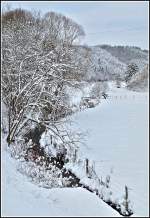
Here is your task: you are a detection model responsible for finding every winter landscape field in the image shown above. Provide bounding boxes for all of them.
[69,82,149,216]
[1,1,149,217]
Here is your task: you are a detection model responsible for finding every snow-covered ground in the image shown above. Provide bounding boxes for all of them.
[70,82,149,216]
[1,145,120,217]
[1,82,148,217]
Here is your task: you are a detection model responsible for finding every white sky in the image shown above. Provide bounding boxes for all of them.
[2,1,149,49]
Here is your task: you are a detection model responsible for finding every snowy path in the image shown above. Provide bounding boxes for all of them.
[71,83,148,216]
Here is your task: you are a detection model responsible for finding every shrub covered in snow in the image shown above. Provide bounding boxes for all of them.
[90,82,108,98]
[79,97,100,110]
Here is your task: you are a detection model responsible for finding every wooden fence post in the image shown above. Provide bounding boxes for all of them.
[105,175,110,188]
[50,135,53,145]
[74,149,77,163]
[125,185,129,213]
[86,158,89,175]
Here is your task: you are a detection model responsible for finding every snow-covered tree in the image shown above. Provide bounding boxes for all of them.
[125,63,139,83]
[2,8,85,147]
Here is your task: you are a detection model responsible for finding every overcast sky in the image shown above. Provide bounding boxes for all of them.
[2,1,149,49]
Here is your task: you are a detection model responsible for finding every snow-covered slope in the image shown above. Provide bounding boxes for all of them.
[100,45,148,71]
[90,46,126,77]
[70,82,149,216]
[72,45,148,82]
[1,139,120,217]
[72,45,126,81]
[127,64,149,92]
[128,58,148,71]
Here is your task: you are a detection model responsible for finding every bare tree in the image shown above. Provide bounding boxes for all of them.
[2,8,85,147]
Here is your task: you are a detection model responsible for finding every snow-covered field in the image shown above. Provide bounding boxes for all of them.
[1,82,148,217]
[70,82,149,216]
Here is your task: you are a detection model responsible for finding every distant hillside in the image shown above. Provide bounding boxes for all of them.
[90,46,126,80]
[72,44,148,82]
[73,45,126,81]
[127,64,149,92]
[99,45,148,70]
